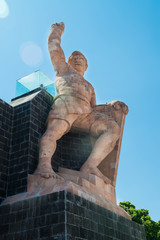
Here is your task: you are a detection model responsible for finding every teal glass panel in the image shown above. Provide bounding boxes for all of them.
[16,70,55,97]
[16,81,30,96]
[45,83,55,96]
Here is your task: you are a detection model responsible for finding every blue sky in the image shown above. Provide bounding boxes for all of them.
[0,0,159,221]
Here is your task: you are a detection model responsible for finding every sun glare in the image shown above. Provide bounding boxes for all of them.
[20,42,43,67]
[0,0,9,18]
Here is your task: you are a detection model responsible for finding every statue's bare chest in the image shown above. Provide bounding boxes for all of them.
[55,74,93,96]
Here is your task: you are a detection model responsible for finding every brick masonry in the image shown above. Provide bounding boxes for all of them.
[0,191,146,240]
[52,132,92,173]
[0,100,13,203]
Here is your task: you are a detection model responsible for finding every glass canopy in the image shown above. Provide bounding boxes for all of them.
[16,70,55,97]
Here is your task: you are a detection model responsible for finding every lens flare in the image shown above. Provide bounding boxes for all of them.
[20,42,43,67]
[0,0,9,18]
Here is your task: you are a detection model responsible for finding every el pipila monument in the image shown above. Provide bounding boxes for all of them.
[0,22,146,239]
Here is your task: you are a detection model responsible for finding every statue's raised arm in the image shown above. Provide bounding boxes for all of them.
[48,22,66,72]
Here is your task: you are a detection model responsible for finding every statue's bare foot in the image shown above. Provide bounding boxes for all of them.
[80,165,111,184]
[34,164,63,180]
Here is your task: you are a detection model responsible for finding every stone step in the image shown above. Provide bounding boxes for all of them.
[58,167,110,186]
[58,168,116,204]
[58,172,105,198]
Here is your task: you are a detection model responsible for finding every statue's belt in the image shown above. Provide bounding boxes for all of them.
[49,93,91,133]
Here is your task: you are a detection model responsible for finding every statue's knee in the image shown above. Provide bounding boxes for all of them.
[90,120,120,138]
[90,122,108,137]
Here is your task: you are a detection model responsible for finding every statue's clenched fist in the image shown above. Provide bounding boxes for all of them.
[51,22,65,34]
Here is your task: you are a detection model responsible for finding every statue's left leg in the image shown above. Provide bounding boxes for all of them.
[80,119,120,183]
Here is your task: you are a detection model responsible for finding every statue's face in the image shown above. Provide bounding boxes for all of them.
[68,52,88,75]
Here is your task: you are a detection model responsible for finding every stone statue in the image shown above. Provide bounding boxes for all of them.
[34,22,128,184]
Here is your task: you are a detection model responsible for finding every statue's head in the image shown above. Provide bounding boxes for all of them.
[67,51,88,76]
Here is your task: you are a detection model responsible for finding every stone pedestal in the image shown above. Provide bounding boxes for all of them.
[0,191,146,240]
[3,169,130,219]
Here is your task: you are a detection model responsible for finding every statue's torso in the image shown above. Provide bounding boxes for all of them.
[55,72,94,104]
[51,71,95,115]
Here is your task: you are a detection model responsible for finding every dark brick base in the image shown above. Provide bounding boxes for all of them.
[0,191,146,240]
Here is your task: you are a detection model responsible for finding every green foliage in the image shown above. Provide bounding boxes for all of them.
[119,201,160,240]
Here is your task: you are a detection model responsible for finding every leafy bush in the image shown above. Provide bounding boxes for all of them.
[119,201,160,240]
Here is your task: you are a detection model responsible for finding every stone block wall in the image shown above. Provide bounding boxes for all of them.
[52,132,92,172]
[7,91,53,197]
[8,101,31,197]
[0,100,13,203]
[0,191,65,240]
[66,192,146,240]
[0,191,146,240]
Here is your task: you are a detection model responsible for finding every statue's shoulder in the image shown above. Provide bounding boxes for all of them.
[84,78,95,92]
[55,62,73,76]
